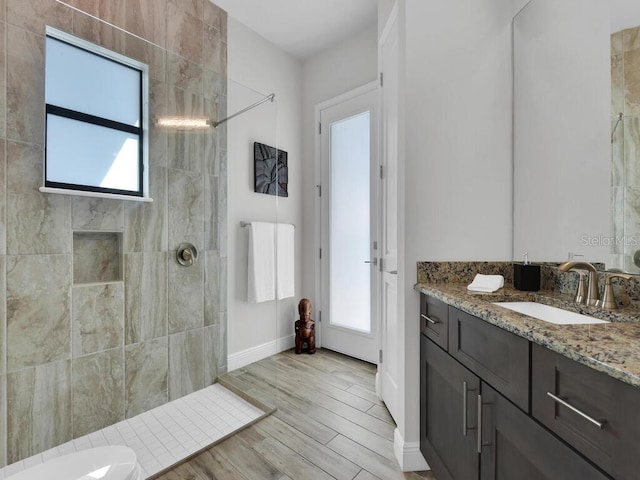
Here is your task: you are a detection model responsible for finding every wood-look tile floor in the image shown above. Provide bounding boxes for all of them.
[155,349,436,480]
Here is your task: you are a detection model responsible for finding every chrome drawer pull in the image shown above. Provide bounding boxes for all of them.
[463,381,468,436]
[546,392,604,429]
[477,394,483,453]
[421,313,438,325]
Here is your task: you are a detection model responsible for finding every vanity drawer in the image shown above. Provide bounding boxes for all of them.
[420,294,449,350]
[532,343,640,480]
[448,306,530,411]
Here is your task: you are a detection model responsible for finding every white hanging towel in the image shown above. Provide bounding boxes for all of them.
[247,222,276,303]
[276,223,295,299]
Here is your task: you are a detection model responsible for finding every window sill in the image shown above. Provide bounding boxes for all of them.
[39,187,153,203]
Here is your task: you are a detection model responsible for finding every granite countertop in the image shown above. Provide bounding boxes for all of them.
[415,282,640,388]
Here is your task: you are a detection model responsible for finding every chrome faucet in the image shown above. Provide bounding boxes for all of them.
[558,261,599,306]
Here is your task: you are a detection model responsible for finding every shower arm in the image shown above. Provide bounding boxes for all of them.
[611,112,623,144]
[212,93,275,128]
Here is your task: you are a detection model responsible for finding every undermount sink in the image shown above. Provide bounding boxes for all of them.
[493,302,609,325]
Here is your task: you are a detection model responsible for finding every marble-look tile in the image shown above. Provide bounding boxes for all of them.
[624,187,640,252]
[6,360,71,464]
[6,0,71,34]
[169,0,203,18]
[612,186,624,255]
[203,98,220,175]
[0,256,6,376]
[69,0,126,29]
[203,324,218,386]
[168,329,203,400]
[125,34,166,86]
[0,21,6,140]
[624,117,640,187]
[218,145,228,258]
[203,1,225,34]
[72,197,124,231]
[0,373,6,468]
[612,53,624,118]
[204,175,219,251]
[612,115,624,186]
[166,1,202,64]
[167,129,204,173]
[0,0,5,21]
[623,25,640,53]
[72,283,124,356]
[71,7,126,54]
[124,167,168,253]
[204,69,227,101]
[125,0,167,48]
[167,53,203,94]
[6,26,44,145]
[204,251,225,327]
[168,251,204,334]
[168,169,204,249]
[6,141,71,255]
[0,139,5,255]
[612,30,623,56]
[124,252,167,344]
[125,337,168,418]
[623,48,640,116]
[72,348,124,438]
[203,23,226,74]
[6,254,71,372]
[73,232,122,284]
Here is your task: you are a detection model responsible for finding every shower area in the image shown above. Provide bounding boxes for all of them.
[0,0,285,474]
[611,24,640,273]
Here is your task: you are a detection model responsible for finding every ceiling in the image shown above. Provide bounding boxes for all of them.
[211,0,378,60]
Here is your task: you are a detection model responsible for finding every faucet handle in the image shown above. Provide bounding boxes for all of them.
[568,268,588,304]
[597,273,633,311]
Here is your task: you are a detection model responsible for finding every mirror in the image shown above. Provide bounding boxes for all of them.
[513,0,640,273]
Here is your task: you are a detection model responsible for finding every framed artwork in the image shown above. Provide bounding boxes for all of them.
[254,142,288,197]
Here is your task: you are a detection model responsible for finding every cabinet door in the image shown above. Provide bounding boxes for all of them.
[532,343,640,480]
[449,306,530,411]
[480,383,609,480]
[420,335,479,480]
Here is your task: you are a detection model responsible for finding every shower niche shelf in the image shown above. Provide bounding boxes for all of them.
[73,231,123,284]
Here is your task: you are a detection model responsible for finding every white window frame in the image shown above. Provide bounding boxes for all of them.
[40,26,152,203]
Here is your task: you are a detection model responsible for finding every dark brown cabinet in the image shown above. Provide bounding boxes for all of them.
[420,294,449,349]
[448,306,529,412]
[420,334,479,480]
[419,295,613,480]
[532,343,640,480]
[480,383,608,480]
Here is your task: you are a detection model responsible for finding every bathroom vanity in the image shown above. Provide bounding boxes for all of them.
[416,276,640,480]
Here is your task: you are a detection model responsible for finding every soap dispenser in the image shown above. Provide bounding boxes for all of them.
[513,252,540,292]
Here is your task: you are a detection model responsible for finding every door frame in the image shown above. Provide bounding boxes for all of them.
[314,81,379,358]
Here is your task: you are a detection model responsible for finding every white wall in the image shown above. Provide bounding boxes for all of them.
[300,24,379,316]
[394,0,514,468]
[225,17,303,368]
[513,0,610,263]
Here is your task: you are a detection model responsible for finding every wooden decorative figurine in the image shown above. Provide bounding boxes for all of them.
[295,298,316,354]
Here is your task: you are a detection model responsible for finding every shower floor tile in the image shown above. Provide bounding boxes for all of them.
[0,383,267,479]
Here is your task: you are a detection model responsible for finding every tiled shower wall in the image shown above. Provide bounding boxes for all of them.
[0,0,228,466]
[612,26,640,273]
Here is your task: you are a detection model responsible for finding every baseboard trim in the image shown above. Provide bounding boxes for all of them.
[228,335,295,371]
[394,428,430,472]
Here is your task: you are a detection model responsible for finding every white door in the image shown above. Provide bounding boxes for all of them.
[318,85,379,364]
[378,7,400,422]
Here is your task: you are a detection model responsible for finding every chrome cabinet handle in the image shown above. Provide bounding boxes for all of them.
[546,392,604,429]
[477,394,483,453]
[420,313,438,325]
[463,381,469,436]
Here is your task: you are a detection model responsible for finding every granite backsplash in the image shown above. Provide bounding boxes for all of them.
[417,261,640,310]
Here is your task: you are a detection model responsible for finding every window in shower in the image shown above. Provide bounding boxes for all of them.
[42,27,151,201]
